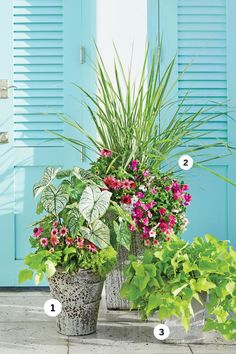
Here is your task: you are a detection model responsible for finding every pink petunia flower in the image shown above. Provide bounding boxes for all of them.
[137,192,144,199]
[141,217,149,226]
[153,239,159,246]
[182,184,189,191]
[150,201,157,208]
[144,239,151,246]
[184,194,192,203]
[129,225,136,232]
[40,238,48,247]
[159,221,169,233]
[147,210,153,218]
[143,170,150,177]
[159,207,166,215]
[143,203,151,211]
[172,182,180,191]
[133,208,143,218]
[151,188,157,195]
[141,233,150,239]
[130,160,139,171]
[142,226,150,234]
[149,229,156,238]
[33,227,43,238]
[101,148,112,157]
[169,215,176,227]
[173,190,182,200]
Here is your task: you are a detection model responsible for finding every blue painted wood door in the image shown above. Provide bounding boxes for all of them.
[148,0,236,247]
[0,0,96,286]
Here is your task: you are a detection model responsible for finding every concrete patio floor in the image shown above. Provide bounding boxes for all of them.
[0,289,235,354]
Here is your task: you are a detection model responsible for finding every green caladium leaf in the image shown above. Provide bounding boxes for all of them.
[41,185,69,215]
[113,220,131,250]
[56,169,72,179]
[80,220,110,249]
[33,167,61,198]
[79,186,112,223]
[73,167,106,188]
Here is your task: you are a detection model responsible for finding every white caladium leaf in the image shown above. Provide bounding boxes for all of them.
[33,167,61,198]
[41,185,69,215]
[80,220,110,249]
[79,186,112,223]
[73,167,106,188]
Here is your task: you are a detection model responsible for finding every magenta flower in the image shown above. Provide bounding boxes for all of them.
[159,207,166,215]
[141,217,149,226]
[169,215,176,227]
[150,201,157,208]
[142,226,150,234]
[101,148,112,157]
[165,186,171,191]
[141,233,150,239]
[151,188,157,195]
[87,243,97,253]
[137,192,144,199]
[53,221,59,228]
[172,182,180,191]
[133,208,143,218]
[182,184,189,191]
[129,225,136,232]
[130,159,139,171]
[40,238,48,247]
[184,194,192,203]
[33,227,43,238]
[142,203,151,211]
[173,191,182,200]
[159,221,169,233]
[143,170,150,177]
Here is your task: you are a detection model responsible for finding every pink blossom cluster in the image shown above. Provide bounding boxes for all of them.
[104,176,136,191]
[33,222,97,253]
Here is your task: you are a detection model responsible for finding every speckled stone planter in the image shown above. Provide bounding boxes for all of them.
[105,234,145,310]
[48,269,104,336]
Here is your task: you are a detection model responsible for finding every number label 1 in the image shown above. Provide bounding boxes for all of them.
[44,299,62,317]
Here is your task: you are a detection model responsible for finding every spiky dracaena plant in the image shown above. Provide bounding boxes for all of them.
[51,46,236,184]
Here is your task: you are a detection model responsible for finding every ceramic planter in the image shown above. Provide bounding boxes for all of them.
[105,234,145,310]
[163,292,207,343]
[48,269,104,336]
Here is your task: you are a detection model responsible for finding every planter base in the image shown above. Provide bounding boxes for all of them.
[48,269,104,336]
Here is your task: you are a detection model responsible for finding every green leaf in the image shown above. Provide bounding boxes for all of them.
[80,220,110,249]
[172,283,188,297]
[226,281,235,296]
[113,220,131,250]
[110,201,134,225]
[79,186,112,223]
[35,272,44,285]
[45,260,56,278]
[192,278,216,292]
[41,185,69,215]
[146,293,162,315]
[33,167,61,198]
[18,269,33,284]
[73,167,106,188]
[56,169,72,179]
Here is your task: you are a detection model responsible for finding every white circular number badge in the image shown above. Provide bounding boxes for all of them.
[44,298,62,317]
[153,324,170,341]
[178,155,193,171]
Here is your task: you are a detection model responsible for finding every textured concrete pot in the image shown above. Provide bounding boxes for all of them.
[105,234,145,310]
[48,269,104,336]
[163,292,207,344]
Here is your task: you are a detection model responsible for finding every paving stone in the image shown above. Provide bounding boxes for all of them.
[190,344,236,354]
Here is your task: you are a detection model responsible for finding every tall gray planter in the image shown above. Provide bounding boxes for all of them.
[48,269,104,336]
[105,233,145,310]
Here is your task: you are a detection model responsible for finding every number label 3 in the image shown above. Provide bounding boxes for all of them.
[154,324,170,340]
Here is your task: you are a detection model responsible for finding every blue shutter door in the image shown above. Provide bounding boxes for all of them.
[0,0,96,286]
[148,0,236,247]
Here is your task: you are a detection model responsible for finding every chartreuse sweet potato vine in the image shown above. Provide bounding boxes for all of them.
[120,235,236,341]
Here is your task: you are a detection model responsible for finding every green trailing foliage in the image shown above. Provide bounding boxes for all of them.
[120,234,236,341]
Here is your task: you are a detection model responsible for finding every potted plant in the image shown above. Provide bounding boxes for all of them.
[91,153,191,309]
[120,234,236,343]
[18,167,131,335]
[50,46,236,309]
